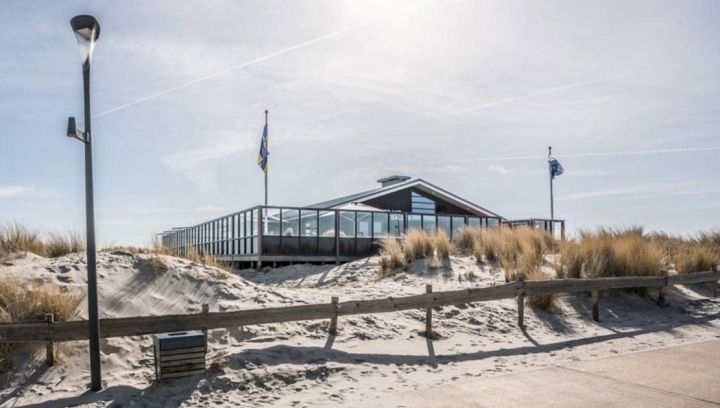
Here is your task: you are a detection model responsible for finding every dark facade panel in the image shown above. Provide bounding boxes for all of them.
[361,187,474,216]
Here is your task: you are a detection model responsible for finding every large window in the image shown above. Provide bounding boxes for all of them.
[407,214,422,230]
[422,215,436,233]
[339,211,355,238]
[452,216,465,236]
[319,211,335,237]
[438,216,451,233]
[301,210,318,237]
[356,212,371,237]
[265,208,281,236]
[389,213,403,237]
[411,191,436,214]
[281,209,300,236]
[373,213,389,238]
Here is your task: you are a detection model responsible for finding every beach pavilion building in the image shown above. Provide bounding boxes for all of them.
[161,176,564,268]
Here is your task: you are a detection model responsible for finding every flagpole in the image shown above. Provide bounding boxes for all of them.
[548,145,554,222]
[264,109,268,207]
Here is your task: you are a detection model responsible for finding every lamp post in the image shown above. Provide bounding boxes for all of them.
[67,14,102,392]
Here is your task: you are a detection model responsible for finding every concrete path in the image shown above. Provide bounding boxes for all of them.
[389,340,720,407]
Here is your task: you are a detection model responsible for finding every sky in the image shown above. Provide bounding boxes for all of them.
[1,0,719,246]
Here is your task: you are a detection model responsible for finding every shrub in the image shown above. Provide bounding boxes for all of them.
[403,229,433,263]
[433,230,453,260]
[378,238,406,277]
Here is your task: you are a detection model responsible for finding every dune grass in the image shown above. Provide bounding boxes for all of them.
[433,230,454,260]
[378,237,406,277]
[0,222,85,260]
[556,227,719,278]
[403,229,434,263]
[524,267,558,310]
[0,277,81,372]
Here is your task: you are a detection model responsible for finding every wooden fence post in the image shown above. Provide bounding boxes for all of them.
[329,296,339,335]
[425,284,433,337]
[591,290,599,322]
[517,278,525,329]
[45,313,54,366]
[201,304,209,337]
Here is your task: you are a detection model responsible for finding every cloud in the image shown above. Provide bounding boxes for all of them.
[487,164,510,174]
[0,185,34,198]
[162,135,254,190]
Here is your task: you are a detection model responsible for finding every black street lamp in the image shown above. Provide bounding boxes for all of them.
[67,14,102,392]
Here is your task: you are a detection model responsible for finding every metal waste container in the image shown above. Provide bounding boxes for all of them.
[152,330,206,381]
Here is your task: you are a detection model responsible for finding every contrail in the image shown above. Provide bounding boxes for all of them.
[92,15,389,119]
[430,75,626,118]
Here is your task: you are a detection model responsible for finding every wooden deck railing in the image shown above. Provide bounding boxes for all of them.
[1,271,718,353]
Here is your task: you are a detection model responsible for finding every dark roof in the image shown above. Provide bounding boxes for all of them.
[306,178,501,218]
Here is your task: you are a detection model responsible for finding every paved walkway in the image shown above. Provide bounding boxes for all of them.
[390,340,720,407]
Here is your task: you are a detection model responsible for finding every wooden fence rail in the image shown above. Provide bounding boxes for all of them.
[1,271,719,346]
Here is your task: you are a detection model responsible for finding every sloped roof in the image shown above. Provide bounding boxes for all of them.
[307,178,501,218]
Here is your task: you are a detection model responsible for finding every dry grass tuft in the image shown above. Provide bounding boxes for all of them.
[378,238,406,277]
[556,227,666,279]
[524,268,557,310]
[403,229,434,263]
[45,232,85,258]
[0,223,85,259]
[135,255,169,273]
[675,244,718,274]
[0,278,80,373]
[0,222,45,259]
[433,230,453,260]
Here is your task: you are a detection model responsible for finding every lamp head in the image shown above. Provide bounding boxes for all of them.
[70,15,100,67]
[67,117,77,137]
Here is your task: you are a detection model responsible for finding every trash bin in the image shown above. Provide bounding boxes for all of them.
[152,330,206,381]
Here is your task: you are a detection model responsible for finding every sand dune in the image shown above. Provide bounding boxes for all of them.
[1,252,719,407]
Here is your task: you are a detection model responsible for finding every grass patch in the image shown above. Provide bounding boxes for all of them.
[0,222,85,259]
[0,278,81,373]
[524,268,557,310]
[433,230,453,260]
[403,229,434,263]
[378,237,406,277]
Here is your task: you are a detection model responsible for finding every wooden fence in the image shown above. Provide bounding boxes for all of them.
[1,271,718,365]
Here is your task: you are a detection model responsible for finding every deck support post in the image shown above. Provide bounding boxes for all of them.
[329,296,339,335]
[45,314,54,366]
[425,284,433,337]
[591,290,599,322]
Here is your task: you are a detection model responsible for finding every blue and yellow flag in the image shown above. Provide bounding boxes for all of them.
[257,121,268,174]
[549,158,564,179]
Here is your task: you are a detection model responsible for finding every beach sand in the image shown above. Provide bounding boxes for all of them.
[1,252,718,407]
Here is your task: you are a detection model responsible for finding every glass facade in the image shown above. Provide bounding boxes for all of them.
[161,205,526,261]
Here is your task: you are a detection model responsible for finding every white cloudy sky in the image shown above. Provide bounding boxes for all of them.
[1,0,719,245]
